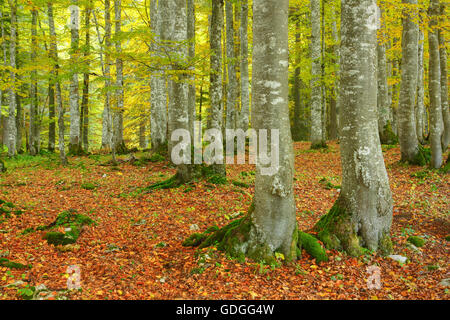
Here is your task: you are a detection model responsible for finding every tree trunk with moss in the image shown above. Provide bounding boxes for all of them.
[415,27,425,144]
[69,1,81,155]
[314,0,393,257]
[7,0,16,157]
[184,0,298,264]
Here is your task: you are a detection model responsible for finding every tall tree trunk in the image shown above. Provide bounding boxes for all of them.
[225,1,237,131]
[160,0,192,183]
[48,2,67,165]
[30,8,39,155]
[113,0,125,156]
[315,0,393,256]
[0,9,5,150]
[377,9,395,144]
[150,0,168,154]
[310,0,325,148]
[292,18,306,141]
[438,3,449,151]
[239,0,249,131]
[208,0,225,176]
[398,0,420,163]
[7,0,16,157]
[329,7,340,140]
[187,0,196,140]
[80,3,91,152]
[69,1,81,154]
[428,0,443,168]
[101,0,112,150]
[415,27,425,144]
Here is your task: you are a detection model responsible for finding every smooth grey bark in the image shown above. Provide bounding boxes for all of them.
[113,0,125,156]
[161,0,191,182]
[208,0,225,175]
[316,0,393,256]
[48,2,67,164]
[398,0,419,163]
[150,0,168,153]
[0,9,6,148]
[310,0,325,148]
[69,1,81,154]
[187,0,196,139]
[415,27,425,144]
[101,0,113,150]
[439,4,449,151]
[329,7,340,140]
[6,0,16,157]
[232,0,297,262]
[80,4,91,152]
[30,9,39,155]
[428,0,443,168]
[225,1,237,131]
[239,0,249,131]
[377,9,393,144]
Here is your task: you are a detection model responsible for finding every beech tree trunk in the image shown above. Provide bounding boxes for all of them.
[80,3,91,152]
[310,0,325,148]
[315,0,393,256]
[69,1,81,154]
[438,3,449,151]
[101,0,112,150]
[48,2,67,164]
[428,0,443,168]
[225,1,237,131]
[30,8,39,155]
[239,0,250,131]
[150,0,168,154]
[398,0,419,163]
[415,27,425,144]
[7,0,16,157]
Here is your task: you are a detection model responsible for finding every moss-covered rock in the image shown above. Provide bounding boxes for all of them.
[297,231,328,263]
[407,236,425,248]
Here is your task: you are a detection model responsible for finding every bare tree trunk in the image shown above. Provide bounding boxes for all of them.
[0,9,5,150]
[7,0,16,157]
[187,0,196,139]
[80,3,91,152]
[208,0,225,175]
[315,0,393,256]
[329,7,340,140]
[30,8,39,155]
[415,27,425,144]
[439,3,449,151]
[225,1,237,131]
[398,0,420,163]
[48,2,67,165]
[239,0,249,131]
[100,0,112,150]
[310,0,325,148]
[113,0,125,155]
[428,0,443,168]
[150,0,168,154]
[69,1,81,154]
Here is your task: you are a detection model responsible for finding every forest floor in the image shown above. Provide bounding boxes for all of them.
[0,141,448,300]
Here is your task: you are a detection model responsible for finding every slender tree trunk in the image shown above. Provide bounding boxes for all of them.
[101,0,112,150]
[377,9,395,144]
[208,0,225,176]
[48,2,67,165]
[239,0,249,131]
[428,0,443,168]
[315,0,393,256]
[80,3,91,152]
[150,0,167,154]
[398,0,420,163]
[415,27,425,144]
[30,8,39,155]
[187,0,196,140]
[329,8,340,140]
[69,1,81,154]
[292,18,306,141]
[225,1,237,131]
[310,0,325,148]
[439,3,449,151]
[7,0,16,157]
[0,10,5,150]
[113,0,125,156]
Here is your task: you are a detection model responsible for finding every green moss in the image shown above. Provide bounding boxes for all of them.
[445,235,450,241]
[380,122,398,145]
[0,258,31,269]
[297,231,328,263]
[148,153,165,163]
[407,236,425,247]
[378,233,393,256]
[207,174,227,185]
[232,180,250,188]
[412,145,431,166]
[81,182,97,190]
[44,226,81,246]
[310,141,328,150]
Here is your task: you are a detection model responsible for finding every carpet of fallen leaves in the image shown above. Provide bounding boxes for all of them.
[0,141,448,300]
